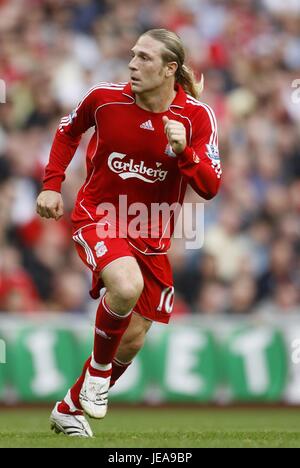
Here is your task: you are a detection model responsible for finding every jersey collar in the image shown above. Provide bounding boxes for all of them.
[122,82,186,109]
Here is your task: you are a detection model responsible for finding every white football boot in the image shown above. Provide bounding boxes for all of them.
[79,369,110,419]
[50,402,93,438]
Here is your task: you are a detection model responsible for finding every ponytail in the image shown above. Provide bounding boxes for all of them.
[177,65,204,100]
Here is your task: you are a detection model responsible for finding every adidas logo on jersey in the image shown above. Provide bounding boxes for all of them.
[140,120,154,131]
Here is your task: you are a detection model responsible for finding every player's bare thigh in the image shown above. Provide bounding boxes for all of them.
[101,256,144,315]
[115,312,152,363]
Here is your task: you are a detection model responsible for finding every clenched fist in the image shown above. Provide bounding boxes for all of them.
[162,116,187,154]
[36,190,64,221]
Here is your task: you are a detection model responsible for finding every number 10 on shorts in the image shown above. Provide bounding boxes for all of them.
[157,286,174,314]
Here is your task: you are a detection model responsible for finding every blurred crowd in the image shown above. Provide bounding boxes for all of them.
[0,0,299,316]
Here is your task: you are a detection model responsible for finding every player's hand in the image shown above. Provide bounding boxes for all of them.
[162,116,187,154]
[36,190,64,221]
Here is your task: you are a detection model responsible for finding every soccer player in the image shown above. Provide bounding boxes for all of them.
[36,29,221,437]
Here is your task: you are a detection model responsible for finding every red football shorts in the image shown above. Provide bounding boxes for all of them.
[72,225,174,324]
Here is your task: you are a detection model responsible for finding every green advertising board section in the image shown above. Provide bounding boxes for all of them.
[155,327,219,402]
[0,321,289,403]
[223,327,287,401]
[11,327,80,402]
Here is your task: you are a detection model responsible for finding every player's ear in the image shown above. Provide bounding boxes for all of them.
[166,62,178,78]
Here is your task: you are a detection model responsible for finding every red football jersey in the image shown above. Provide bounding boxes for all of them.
[43,82,221,254]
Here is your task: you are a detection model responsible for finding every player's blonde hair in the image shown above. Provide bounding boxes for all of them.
[143,28,203,100]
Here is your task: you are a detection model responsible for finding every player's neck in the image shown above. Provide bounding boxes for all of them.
[135,85,176,113]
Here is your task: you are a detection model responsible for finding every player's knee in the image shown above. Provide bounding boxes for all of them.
[104,260,144,313]
[118,276,144,306]
[108,274,144,313]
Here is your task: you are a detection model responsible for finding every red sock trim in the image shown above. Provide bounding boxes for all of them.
[109,359,131,388]
[57,400,83,416]
[88,365,112,379]
[103,295,132,320]
[113,358,132,367]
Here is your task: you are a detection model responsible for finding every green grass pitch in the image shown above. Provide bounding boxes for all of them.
[0,406,300,448]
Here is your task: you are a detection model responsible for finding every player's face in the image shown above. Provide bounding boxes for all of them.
[129,35,170,94]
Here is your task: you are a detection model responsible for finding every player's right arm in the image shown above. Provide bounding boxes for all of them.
[36,87,98,220]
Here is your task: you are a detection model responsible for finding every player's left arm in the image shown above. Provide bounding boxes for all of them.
[163,106,222,200]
